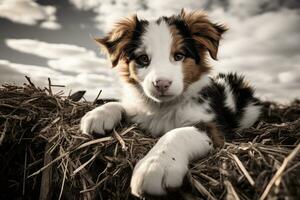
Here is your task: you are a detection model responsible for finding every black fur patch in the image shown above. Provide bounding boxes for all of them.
[216,73,261,120]
[101,17,148,66]
[124,18,149,61]
[199,73,261,139]
[161,16,200,63]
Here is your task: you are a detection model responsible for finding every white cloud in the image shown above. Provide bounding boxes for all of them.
[213,9,300,58]
[40,20,61,30]
[68,0,101,10]
[47,56,111,74]
[0,0,61,29]
[4,38,120,99]
[5,39,93,59]
[0,60,25,85]
[69,0,207,31]
[5,38,115,74]
[68,0,300,31]
[207,7,300,102]
[0,59,65,85]
[0,59,119,100]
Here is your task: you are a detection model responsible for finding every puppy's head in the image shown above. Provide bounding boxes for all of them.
[96,10,227,102]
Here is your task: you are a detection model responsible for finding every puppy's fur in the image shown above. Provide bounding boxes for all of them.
[81,10,261,197]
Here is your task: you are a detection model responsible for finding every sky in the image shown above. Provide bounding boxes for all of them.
[0,0,299,102]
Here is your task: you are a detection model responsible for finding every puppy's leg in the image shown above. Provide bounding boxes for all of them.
[130,126,213,197]
[80,102,125,135]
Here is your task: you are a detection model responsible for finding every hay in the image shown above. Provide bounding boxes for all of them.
[0,79,299,200]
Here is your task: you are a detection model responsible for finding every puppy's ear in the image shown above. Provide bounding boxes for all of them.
[181,10,227,60]
[94,15,139,67]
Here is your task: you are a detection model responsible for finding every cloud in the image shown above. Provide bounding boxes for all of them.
[40,20,61,30]
[0,59,119,100]
[69,0,208,31]
[3,38,120,99]
[0,0,61,29]
[5,38,114,75]
[213,9,300,58]
[47,57,111,74]
[5,39,93,59]
[0,60,25,85]
[0,59,64,86]
[218,0,300,16]
[208,7,300,102]
[68,0,100,10]
[68,0,300,31]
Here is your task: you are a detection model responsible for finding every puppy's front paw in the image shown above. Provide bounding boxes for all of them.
[80,102,124,135]
[130,153,188,197]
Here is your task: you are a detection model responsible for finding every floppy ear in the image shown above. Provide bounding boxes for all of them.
[94,15,139,67]
[180,10,227,60]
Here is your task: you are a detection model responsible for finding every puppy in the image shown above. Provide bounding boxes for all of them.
[80,10,261,197]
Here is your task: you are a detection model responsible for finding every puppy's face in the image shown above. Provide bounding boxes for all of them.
[97,10,226,102]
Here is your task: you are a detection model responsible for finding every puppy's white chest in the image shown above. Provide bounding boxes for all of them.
[130,109,177,136]
[127,100,214,136]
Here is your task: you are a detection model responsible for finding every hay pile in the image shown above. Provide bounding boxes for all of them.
[0,79,299,200]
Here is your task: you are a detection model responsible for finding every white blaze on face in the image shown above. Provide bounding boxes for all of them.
[136,20,184,102]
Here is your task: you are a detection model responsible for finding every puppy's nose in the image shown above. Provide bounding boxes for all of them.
[153,79,172,92]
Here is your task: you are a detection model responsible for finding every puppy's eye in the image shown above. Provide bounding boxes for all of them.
[136,54,150,66]
[174,52,185,61]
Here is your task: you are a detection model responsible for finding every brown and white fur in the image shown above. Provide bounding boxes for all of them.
[80,10,261,197]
